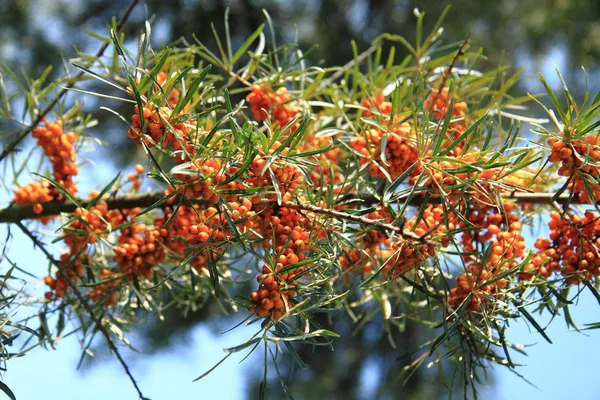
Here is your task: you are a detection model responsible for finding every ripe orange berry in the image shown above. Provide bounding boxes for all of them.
[256,308,270,317]
[250,291,260,302]
[261,298,275,310]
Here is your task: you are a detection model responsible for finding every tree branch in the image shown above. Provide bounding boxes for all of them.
[0,190,581,233]
[0,0,140,164]
[0,192,194,223]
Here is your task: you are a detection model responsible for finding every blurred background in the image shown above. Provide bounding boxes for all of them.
[1,0,600,399]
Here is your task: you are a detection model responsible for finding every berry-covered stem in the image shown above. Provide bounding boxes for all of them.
[0,190,581,224]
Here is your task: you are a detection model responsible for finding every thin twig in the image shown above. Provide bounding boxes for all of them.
[228,69,252,87]
[430,33,471,106]
[0,0,140,164]
[15,221,149,400]
[279,200,427,242]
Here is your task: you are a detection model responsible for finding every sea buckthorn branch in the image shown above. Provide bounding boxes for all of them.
[15,221,149,400]
[0,192,207,224]
[4,6,600,398]
[0,0,140,164]
[0,191,581,224]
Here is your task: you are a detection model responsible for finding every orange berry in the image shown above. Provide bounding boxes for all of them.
[269,291,281,301]
[272,310,283,320]
[261,298,275,310]
[256,308,270,317]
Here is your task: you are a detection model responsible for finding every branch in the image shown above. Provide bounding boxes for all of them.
[0,192,197,223]
[0,190,581,231]
[0,0,140,164]
[15,221,149,400]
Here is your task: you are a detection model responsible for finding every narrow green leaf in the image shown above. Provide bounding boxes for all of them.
[539,72,566,123]
[111,29,127,60]
[193,353,233,382]
[583,279,600,306]
[231,24,265,66]
[34,173,81,209]
[86,172,121,209]
[518,305,553,344]
[432,98,454,155]
[171,64,212,117]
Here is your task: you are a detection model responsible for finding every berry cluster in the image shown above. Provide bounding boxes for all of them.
[522,211,600,284]
[43,254,86,300]
[449,200,525,313]
[63,196,130,253]
[51,194,257,305]
[246,84,299,130]
[339,248,374,275]
[448,261,508,313]
[361,94,392,117]
[302,134,344,192]
[350,123,419,179]
[410,159,462,195]
[176,159,223,202]
[385,205,454,277]
[13,181,54,223]
[248,264,296,320]
[520,237,558,279]
[87,269,121,306]
[338,205,452,279]
[13,120,78,222]
[247,207,313,320]
[154,205,205,270]
[460,203,521,252]
[548,135,600,202]
[424,87,468,134]
[32,120,78,198]
[44,193,133,300]
[185,200,257,271]
[156,71,181,108]
[127,72,205,160]
[127,164,145,191]
[113,223,167,280]
[260,208,310,269]
[128,104,198,153]
[245,141,304,204]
